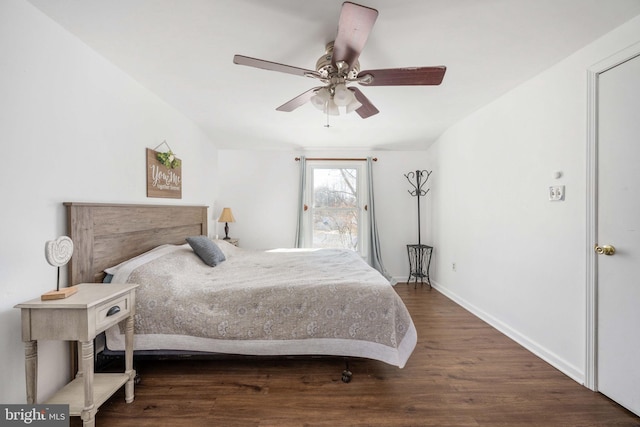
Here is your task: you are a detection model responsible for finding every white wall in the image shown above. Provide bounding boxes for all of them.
[427,15,640,383]
[0,0,218,404]
[217,149,432,281]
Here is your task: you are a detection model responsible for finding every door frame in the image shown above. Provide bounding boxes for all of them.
[585,41,640,391]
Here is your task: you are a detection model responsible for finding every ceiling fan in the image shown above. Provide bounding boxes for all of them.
[233,1,446,119]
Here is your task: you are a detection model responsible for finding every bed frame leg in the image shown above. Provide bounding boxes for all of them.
[341,359,352,383]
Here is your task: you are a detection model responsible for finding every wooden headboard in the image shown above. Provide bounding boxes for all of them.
[65,202,208,285]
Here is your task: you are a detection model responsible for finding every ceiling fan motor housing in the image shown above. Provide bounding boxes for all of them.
[316,42,359,80]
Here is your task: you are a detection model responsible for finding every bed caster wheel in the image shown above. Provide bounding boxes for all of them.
[341,369,352,383]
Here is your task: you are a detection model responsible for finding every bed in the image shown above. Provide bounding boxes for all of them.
[65,202,417,376]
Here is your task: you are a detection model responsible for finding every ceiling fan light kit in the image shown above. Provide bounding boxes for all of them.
[333,83,352,106]
[310,87,331,109]
[346,96,363,114]
[309,82,362,116]
[233,1,446,119]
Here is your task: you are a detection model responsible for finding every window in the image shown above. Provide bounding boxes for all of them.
[302,162,368,255]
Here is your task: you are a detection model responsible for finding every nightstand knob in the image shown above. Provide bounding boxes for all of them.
[107,305,121,316]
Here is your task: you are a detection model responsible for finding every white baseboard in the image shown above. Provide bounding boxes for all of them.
[427,280,585,385]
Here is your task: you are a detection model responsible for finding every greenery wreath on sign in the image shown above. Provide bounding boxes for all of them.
[156,150,181,169]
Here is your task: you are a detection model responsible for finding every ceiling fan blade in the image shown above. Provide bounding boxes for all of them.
[357,66,446,86]
[276,87,323,112]
[332,2,378,73]
[350,87,379,119]
[234,55,322,79]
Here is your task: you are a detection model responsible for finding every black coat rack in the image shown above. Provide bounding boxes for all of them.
[404,170,433,287]
[404,170,432,245]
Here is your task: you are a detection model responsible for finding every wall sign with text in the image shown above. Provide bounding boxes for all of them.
[146,148,182,199]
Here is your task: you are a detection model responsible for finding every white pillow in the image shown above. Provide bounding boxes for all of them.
[104,244,179,278]
[213,239,241,258]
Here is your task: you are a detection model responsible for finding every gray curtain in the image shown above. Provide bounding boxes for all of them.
[366,157,395,284]
[294,156,306,248]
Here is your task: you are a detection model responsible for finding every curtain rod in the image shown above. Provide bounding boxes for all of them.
[295,157,377,162]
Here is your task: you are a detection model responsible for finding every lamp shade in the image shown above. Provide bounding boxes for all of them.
[310,88,331,111]
[346,97,363,114]
[333,83,353,106]
[218,208,235,223]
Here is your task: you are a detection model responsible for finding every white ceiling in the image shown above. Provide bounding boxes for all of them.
[27,0,640,151]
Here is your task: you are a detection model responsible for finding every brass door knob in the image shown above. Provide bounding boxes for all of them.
[594,244,616,256]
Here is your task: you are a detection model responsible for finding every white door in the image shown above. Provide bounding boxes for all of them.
[596,52,640,416]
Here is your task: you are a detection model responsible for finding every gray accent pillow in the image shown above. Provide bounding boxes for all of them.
[186,236,226,267]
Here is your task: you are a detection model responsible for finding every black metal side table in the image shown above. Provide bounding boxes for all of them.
[406,244,433,288]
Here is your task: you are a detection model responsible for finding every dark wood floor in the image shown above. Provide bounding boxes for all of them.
[77,284,640,427]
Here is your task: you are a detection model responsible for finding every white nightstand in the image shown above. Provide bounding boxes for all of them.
[15,283,138,427]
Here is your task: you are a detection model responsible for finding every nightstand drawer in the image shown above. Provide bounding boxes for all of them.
[96,294,132,332]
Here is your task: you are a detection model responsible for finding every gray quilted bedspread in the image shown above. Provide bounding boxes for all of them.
[107,242,416,367]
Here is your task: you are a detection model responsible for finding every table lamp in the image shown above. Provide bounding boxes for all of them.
[218,208,235,240]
